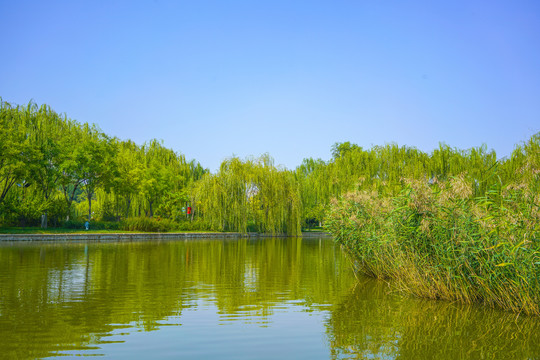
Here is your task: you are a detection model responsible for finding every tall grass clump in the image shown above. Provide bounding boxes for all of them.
[326,172,540,315]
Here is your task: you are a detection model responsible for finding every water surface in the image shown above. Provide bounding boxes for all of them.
[0,237,538,359]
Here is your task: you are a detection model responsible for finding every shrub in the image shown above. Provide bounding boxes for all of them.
[176,219,217,232]
[120,217,176,232]
[63,220,120,230]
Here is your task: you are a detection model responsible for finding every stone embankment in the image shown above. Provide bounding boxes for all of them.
[0,232,329,242]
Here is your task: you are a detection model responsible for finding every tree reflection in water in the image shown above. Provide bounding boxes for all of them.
[1,238,539,360]
[327,276,540,359]
[0,238,353,359]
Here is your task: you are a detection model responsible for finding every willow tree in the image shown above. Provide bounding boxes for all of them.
[108,140,144,219]
[194,157,253,232]
[296,140,507,228]
[28,103,70,227]
[296,158,328,228]
[250,155,302,235]
[77,124,116,221]
[58,119,97,220]
[0,100,37,206]
[193,155,301,235]
[93,138,206,221]
[137,139,198,218]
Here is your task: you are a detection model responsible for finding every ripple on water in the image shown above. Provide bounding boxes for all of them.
[1,238,539,360]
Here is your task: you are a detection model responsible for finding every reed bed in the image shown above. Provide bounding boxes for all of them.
[326,175,540,315]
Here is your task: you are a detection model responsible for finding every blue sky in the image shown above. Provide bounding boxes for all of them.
[1,0,539,171]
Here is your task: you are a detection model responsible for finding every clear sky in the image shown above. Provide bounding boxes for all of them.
[1,0,539,171]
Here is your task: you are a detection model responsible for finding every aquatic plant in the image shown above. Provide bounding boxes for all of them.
[326,145,540,315]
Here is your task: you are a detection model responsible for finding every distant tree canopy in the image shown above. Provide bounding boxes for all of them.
[0,99,206,228]
[193,155,302,235]
[1,98,538,233]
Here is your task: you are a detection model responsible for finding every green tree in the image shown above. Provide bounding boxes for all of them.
[78,124,116,221]
[0,100,39,207]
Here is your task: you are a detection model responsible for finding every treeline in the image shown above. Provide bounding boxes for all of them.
[193,155,302,235]
[1,99,538,238]
[0,99,206,229]
[324,136,540,315]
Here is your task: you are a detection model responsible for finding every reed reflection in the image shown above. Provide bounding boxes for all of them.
[326,276,540,359]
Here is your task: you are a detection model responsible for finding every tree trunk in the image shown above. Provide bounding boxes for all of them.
[63,183,79,223]
[115,195,120,221]
[88,192,92,221]
[125,197,132,218]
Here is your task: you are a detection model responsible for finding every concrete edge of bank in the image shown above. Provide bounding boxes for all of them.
[0,232,330,241]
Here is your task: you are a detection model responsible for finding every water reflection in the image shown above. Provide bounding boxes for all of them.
[327,276,540,359]
[0,238,539,359]
[0,238,353,359]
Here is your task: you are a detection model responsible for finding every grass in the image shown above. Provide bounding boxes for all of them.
[302,226,326,232]
[0,217,221,234]
[325,176,540,316]
[0,227,129,234]
[0,226,223,234]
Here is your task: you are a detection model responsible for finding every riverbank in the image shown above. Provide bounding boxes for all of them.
[0,231,330,241]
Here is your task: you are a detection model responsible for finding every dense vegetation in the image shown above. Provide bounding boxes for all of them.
[0,99,206,230]
[2,98,539,314]
[325,135,540,315]
[1,98,538,232]
[192,155,302,235]
[0,100,307,233]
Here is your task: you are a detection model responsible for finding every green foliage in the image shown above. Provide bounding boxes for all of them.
[0,99,206,228]
[176,219,217,232]
[193,155,302,235]
[2,96,540,318]
[296,140,504,227]
[63,220,120,230]
[326,161,540,315]
[0,100,39,206]
[120,217,177,232]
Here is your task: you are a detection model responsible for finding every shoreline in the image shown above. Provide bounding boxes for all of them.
[0,231,330,242]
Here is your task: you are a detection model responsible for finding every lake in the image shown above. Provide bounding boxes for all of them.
[1,237,539,359]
